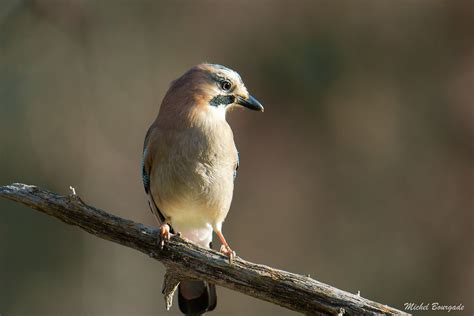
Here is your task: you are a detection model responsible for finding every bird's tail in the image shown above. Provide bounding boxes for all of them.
[177,236,216,315]
[178,280,217,315]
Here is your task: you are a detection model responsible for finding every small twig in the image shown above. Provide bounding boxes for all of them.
[162,271,182,310]
[0,183,409,315]
[69,186,76,195]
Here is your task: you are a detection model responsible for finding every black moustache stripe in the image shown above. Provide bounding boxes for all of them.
[209,94,235,107]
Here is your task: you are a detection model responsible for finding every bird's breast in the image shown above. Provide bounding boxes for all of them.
[151,121,237,228]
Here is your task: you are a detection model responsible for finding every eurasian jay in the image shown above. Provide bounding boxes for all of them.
[142,63,264,315]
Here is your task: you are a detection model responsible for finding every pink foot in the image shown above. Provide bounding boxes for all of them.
[220,244,236,263]
[159,223,171,249]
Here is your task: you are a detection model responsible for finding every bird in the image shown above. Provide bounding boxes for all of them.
[141,63,264,315]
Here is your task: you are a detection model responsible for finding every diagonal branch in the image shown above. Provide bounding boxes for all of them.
[0,183,408,315]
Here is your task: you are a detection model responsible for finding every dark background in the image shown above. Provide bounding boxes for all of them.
[0,1,472,315]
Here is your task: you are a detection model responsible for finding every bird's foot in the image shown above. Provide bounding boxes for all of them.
[159,223,171,250]
[220,244,236,263]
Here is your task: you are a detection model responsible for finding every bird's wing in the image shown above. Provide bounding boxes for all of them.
[142,125,166,223]
[234,150,239,180]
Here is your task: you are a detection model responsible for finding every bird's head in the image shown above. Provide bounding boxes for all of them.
[159,63,263,124]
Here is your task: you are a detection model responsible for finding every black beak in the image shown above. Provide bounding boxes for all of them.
[236,95,264,112]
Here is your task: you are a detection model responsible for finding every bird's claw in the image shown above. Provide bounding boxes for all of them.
[159,223,171,250]
[220,244,236,263]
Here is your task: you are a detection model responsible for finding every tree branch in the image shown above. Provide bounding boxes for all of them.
[0,183,408,315]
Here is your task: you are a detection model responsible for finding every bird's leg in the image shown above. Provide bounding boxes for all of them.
[215,229,235,263]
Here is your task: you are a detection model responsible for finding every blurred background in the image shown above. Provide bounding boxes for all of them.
[0,1,473,315]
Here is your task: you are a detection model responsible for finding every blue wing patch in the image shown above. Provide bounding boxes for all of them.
[142,149,150,193]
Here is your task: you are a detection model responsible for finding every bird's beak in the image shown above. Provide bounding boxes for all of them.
[236,95,264,112]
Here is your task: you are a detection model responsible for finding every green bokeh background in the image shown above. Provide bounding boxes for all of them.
[0,1,472,315]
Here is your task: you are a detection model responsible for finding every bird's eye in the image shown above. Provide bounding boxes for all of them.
[220,80,232,91]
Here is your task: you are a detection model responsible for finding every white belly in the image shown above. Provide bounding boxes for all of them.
[151,159,235,248]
